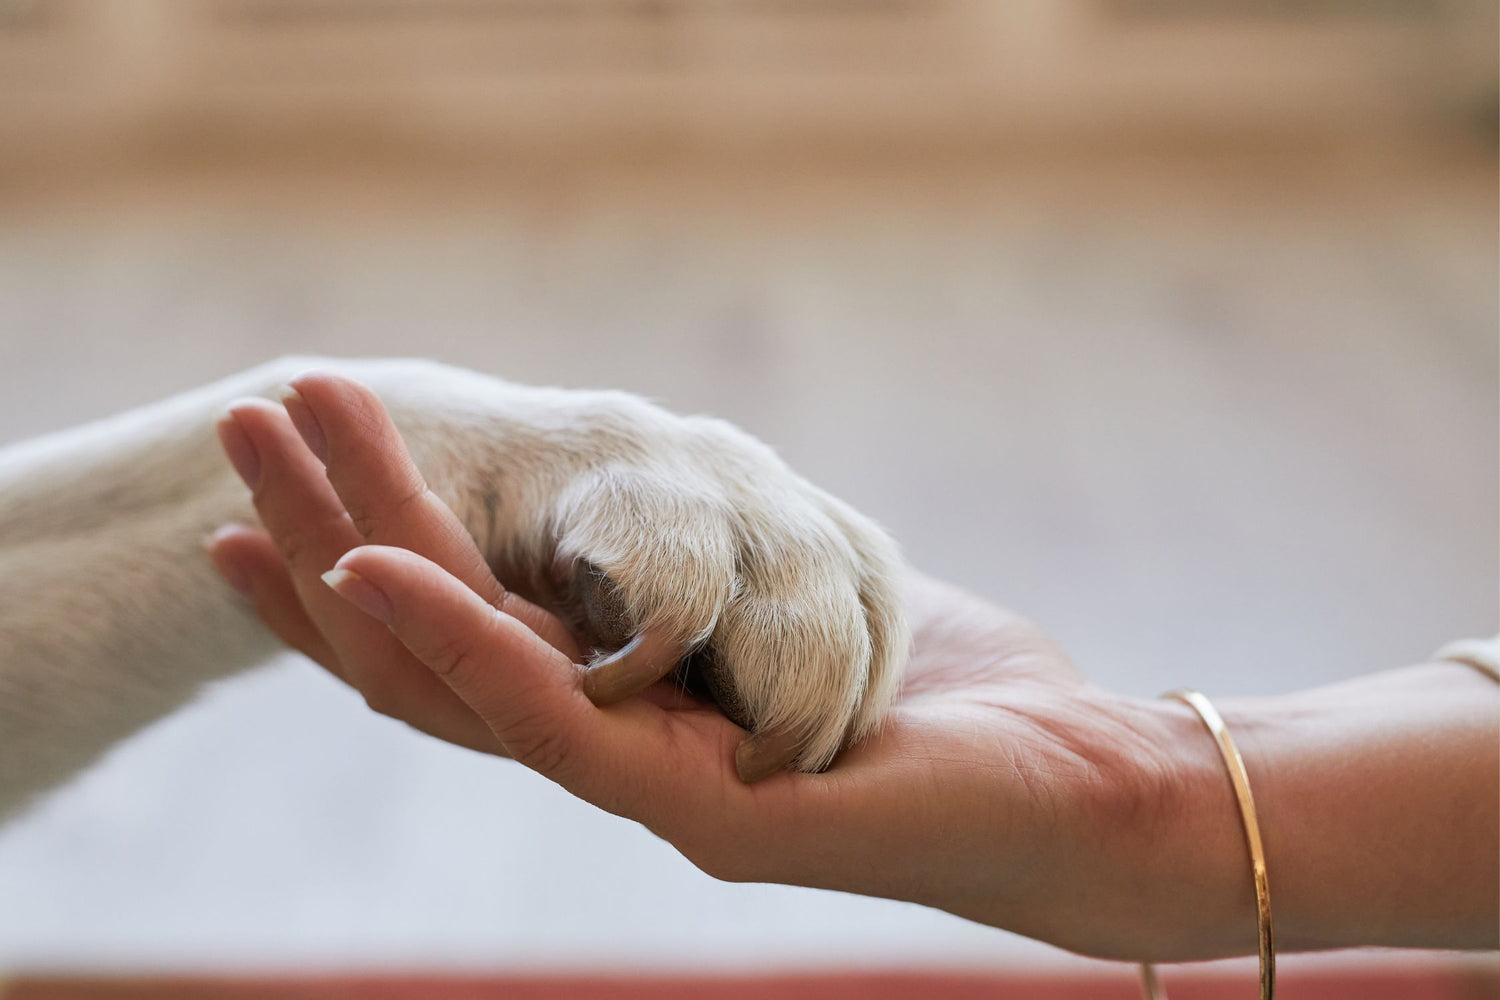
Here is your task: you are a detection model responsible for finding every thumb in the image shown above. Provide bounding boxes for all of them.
[323,544,591,780]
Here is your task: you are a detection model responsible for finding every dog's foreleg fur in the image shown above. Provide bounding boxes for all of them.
[0,360,321,820]
[0,356,687,820]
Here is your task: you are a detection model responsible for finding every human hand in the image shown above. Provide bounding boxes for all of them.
[207,371,1249,962]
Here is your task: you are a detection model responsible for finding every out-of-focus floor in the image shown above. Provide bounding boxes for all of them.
[0,139,1494,975]
[5,960,1500,1000]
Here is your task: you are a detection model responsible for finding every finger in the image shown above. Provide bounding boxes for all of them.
[328,546,808,867]
[283,372,582,661]
[220,400,365,578]
[206,523,341,676]
[323,545,595,775]
[283,373,497,599]
[220,400,389,662]
[223,401,499,753]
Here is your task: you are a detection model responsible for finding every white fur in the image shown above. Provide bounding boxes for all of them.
[0,357,909,822]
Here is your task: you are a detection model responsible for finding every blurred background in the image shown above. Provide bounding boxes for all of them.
[0,0,1495,996]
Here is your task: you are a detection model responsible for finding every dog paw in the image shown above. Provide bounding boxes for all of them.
[441,385,910,778]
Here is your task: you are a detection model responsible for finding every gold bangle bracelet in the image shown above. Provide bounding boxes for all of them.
[1139,690,1275,1000]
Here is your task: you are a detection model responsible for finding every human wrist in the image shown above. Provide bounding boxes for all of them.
[1078,691,1263,962]
[987,687,1259,962]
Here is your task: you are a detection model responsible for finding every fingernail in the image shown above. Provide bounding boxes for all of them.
[322,567,394,626]
[735,727,804,784]
[216,411,261,490]
[278,385,328,465]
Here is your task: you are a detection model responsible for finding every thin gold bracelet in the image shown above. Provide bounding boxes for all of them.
[1139,690,1275,1000]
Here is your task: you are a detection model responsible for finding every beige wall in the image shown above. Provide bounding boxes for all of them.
[1,0,1493,154]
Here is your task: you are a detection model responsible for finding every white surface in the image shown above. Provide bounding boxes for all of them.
[0,146,1494,972]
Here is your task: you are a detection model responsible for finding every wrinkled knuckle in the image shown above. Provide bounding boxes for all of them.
[421,628,486,682]
[345,483,428,539]
[272,525,319,570]
[343,502,382,539]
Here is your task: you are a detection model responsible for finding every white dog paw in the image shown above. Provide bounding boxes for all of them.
[513,407,907,776]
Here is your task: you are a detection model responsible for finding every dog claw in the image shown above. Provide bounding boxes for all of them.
[582,629,686,706]
[735,725,804,784]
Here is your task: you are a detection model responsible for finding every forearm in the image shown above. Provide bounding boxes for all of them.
[1226,661,1497,950]
[1143,660,1499,958]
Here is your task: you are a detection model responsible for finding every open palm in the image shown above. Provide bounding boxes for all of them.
[209,372,1192,962]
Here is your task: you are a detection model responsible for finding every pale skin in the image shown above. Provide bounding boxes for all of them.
[207,373,1499,963]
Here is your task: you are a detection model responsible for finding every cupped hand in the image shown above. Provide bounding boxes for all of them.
[208,373,1236,962]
